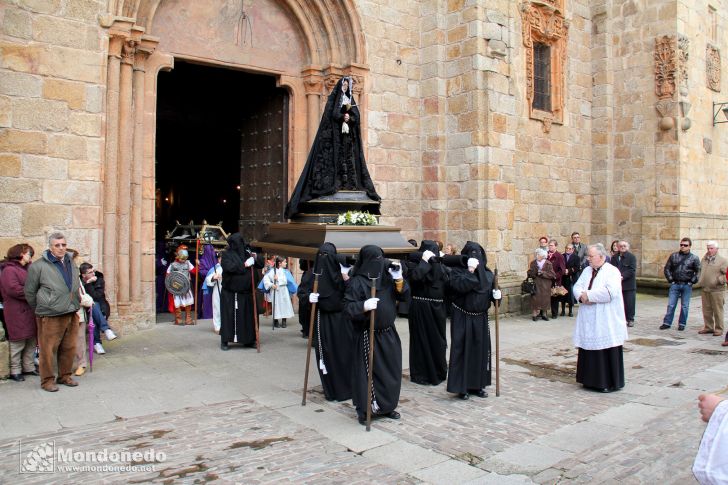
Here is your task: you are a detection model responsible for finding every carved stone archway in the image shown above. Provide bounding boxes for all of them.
[100,0,368,328]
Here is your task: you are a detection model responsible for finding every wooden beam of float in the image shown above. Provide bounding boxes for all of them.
[252,222,417,260]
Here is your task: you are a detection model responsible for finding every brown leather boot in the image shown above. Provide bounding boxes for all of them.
[185,306,194,325]
[174,307,183,325]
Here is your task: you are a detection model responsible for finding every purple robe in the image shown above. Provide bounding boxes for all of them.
[198,244,217,319]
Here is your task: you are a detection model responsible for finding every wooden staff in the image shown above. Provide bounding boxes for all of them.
[494,267,501,397]
[250,257,260,353]
[193,237,200,324]
[302,271,321,406]
[365,273,378,432]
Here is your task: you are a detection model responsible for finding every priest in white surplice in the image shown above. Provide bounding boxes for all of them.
[572,243,628,392]
[694,393,728,484]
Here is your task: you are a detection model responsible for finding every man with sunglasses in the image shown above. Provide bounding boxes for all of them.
[660,237,701,331]
[24,232,81,392]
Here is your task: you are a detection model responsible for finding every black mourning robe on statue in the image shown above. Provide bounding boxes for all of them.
[220,234,264,346]
[405,240,449,385]
[344,246,409,420]
[312,243,354,401]
[446,241,494,395]
[285,77,380,219]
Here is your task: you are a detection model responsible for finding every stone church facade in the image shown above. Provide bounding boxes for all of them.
[1,0,726,329]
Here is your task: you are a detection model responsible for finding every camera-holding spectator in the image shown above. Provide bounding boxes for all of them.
[79,262,117,354]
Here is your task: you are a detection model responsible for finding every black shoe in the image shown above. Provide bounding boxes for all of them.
[627,321,635,327]
[532,316,538,322]
[22,370,39,376]
[459,393,469,400]
[221,343,229,351]
[560,310,566,316]
[541,315,549,321]
[301,333,308,339]
[386,411,401,420]
[659,324,671,330]
[474,389,488,398]
[678,325,685,331]
[568,311,573,317]
[357,416,366,425]
[551,312,557,319]
[9,374,25,382]
[281,320,287,328]
[273,320,280,328]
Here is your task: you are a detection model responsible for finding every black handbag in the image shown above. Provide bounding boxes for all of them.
[521,277,536,295]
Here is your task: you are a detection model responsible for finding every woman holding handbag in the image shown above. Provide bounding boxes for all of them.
[527,248,556,321]
[547,239,566,319]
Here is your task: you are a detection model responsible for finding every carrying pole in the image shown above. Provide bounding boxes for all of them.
[251,258,260,353]
[302,272,321,406]
[494,267,501,397]
[365,274,378,432]
[193,237,200,324]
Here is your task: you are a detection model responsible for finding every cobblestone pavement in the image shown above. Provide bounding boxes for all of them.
[0,293,726,483]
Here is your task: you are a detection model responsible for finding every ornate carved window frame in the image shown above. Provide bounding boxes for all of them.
[520,1,568,133]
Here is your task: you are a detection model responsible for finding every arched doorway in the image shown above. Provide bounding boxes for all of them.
[155,61,288,243]
[102,0,369,326]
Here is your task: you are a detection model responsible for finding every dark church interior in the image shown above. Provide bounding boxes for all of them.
[155,61,280,241]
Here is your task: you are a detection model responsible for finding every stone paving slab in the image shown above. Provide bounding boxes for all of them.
[0,293,724,483]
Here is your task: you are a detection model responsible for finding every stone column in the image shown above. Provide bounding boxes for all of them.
[131,38,155,308]
[302,67,323,148]
[116,38,136,313]
[102,31,127,310]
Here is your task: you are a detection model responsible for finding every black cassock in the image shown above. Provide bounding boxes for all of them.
[314,281,354,402]
[446,242,494,395]
[297,263,313,337]
[406,242,449,385]
[220,235,263,346]
[344,275,409,420]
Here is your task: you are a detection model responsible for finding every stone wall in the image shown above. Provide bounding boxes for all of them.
[0,0,106,268]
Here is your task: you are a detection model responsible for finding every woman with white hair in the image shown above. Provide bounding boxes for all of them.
[572,243,628,392]
[527,248,556,321]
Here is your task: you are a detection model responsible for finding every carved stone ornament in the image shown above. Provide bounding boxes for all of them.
[520,1,568,130]
[655,99,676,131]
[677,35,689,95]
[121,39,137,65]
[654,35,677,100]
[707,45,721,92]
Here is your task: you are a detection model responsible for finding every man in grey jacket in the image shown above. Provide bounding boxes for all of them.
[24,232,81,392]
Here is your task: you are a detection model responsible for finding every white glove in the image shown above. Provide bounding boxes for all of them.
[388,263,403,280]
[492,289,502,300]
[363,297,379,312]
[244,256,255,267]
[161,258,167,266]
[309,293,319,303]
[80,294,94,308]
[422,250,436,263]
[340,264,351,275]
[467,258,479,270]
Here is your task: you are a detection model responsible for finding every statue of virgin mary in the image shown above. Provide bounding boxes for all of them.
[285,76,381,219]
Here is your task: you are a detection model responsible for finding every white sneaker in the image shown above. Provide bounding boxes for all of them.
[94,343,106,354]
[104,329,117,341]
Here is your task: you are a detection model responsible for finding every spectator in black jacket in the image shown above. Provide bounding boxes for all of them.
[614,241,637,327]
[660,238,701,331]
[79,263,117,354]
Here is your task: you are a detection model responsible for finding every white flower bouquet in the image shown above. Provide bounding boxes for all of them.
[336,211,378,226]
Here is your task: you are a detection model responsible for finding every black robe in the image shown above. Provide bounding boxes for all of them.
[446,242,494,395]
[220,236,264,346]
[297,265,313,337]
[405,243,448,385]
[344,274,409,419]
[314,280,354,402]
[285,77,380,219]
